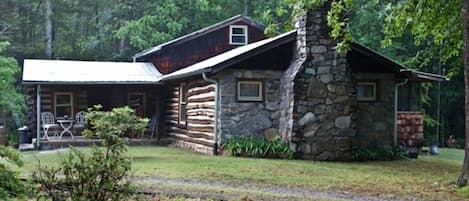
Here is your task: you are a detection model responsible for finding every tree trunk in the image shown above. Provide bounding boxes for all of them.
[44,0,52,58]
[457,0,469,187]
[243,0,248,16]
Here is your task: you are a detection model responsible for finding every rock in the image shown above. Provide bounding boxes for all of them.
[298,112,317,127]
[336,128,356,137]
[301,143,311,154]
[303,124,321,137]
[317,66,331,74]
[311,45,327,53]
[265,103,279,111]
[319,74,333,83]
[230,115,240,122]
[326,84,336,93]
[264,128,279,141]
[305,68,316,75]
[335,116,351,129]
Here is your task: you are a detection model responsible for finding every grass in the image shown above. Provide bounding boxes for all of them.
[17,146,468,200]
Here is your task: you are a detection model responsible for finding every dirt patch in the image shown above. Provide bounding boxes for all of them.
[135,177,422,201]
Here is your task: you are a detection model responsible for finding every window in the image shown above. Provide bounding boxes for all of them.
[237,80,263,101]
[0,112,4,128]
[356,82,377,101]
[229,25,248,45]
[55,92,73,118]
[179,83,187,125]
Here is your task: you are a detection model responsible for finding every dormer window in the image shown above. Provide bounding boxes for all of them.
[230,25,248,45]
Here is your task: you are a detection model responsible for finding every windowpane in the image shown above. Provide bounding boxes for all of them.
[56,94,71,105]
[0,113,4,127]
[239,83,260,97]
[356,82,376,101]
[180,84,187,102]
[232,27,245,34]
[179,83,187,125]
[56,106,72,118]
[231,36,246,44]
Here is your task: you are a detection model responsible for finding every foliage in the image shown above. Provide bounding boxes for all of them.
[353,145,407,161]
[0,41,25,127]
[32,106,147,200]
[222,136,293,159]
[0,145,28,200]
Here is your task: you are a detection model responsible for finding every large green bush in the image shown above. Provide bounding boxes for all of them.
[33,106,148,200]
[0,146,29,200]
[222,136,293,159]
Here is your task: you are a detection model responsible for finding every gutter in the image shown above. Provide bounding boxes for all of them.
[394,79,408,145]
[202,72,219,155]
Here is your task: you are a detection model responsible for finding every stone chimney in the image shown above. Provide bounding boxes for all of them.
[279,3,357,161]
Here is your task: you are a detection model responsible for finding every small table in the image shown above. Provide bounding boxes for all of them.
[57,119,74,139]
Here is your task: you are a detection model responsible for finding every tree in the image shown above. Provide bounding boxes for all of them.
[0,41,25,128]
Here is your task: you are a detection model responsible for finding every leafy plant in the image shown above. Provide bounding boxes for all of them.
[222,135,293,159]
[33,105,148,200]
[353,145,407,161]
[0,145,29,200]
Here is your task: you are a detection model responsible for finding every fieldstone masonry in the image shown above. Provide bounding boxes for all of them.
[280,6,357,161]
[216,69,282,139]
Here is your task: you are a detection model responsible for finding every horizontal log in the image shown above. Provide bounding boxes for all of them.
[188,97,215,103]
[187,87,215,98]
[187,125,214,133]
[170,139,213,155]
[169,127,213,140]
[168,133,214,147]
[187,115,213,121]
[187,119,213,125]
[186,102,214,109]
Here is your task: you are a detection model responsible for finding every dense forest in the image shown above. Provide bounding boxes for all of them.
[0,0,465,146]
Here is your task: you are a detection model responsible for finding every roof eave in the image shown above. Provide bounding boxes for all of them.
[400,69,449,82]
[22,81,162,85]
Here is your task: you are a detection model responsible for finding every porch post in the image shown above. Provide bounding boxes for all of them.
[36,85,41,148]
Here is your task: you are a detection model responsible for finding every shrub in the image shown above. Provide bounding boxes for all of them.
[33,105,148,201]
[353,145,407,161]
[222,136,293,159]
[0,145,29,200]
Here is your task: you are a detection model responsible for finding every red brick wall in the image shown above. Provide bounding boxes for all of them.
[397,112,424,147]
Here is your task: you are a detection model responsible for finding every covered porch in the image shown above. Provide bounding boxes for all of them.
[22,59,163,148]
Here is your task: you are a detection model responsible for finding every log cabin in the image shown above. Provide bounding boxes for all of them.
[22,11,447,160]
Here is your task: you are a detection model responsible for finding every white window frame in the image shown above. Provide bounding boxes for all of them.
[356,82,377,101]
[54,92,74,118]
[179,83,187,125]
[229,25,248,45]
[237,80,263,101]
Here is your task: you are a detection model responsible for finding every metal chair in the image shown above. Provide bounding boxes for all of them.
[73,111,87,135]
[41,112,59,140]
[143,114,158,138]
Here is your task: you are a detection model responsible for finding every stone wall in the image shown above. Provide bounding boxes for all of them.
[355,73,395,147]
[281,5,358,161]
[216,69,282,140]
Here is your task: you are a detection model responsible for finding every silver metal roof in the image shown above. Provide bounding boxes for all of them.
[159,30,296,81]
[22,59,162,85]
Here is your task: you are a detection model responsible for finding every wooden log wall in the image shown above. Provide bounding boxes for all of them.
[163,79,216,154]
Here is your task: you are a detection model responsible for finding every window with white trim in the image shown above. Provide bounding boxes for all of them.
[229,25,248,45]
[55,92,73,118]
[237,80,263,101]
[356,82,377,101]
[179,83,187,125]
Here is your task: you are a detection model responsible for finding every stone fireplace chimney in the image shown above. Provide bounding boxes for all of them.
[279,3,357,161]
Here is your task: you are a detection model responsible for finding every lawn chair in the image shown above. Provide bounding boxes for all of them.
[41,112,59,140]
[143,114,158,139]
[73,111,87,135]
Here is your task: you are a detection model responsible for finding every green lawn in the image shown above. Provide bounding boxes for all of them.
[18,146,467,200]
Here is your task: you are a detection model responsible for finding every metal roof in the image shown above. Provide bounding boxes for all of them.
[22,59,162,85]
[133,15,264,60]
[159,30,296,81]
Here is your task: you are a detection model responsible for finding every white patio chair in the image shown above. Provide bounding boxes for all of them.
[73,111,87,135]
[41,112,59,140]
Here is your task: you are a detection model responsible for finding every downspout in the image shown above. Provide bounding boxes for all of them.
[394,79,408,146]
[202,72,219,155]
[36,85,41,149]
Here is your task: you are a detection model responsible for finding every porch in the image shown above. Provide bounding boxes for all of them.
[21,59,164,148]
